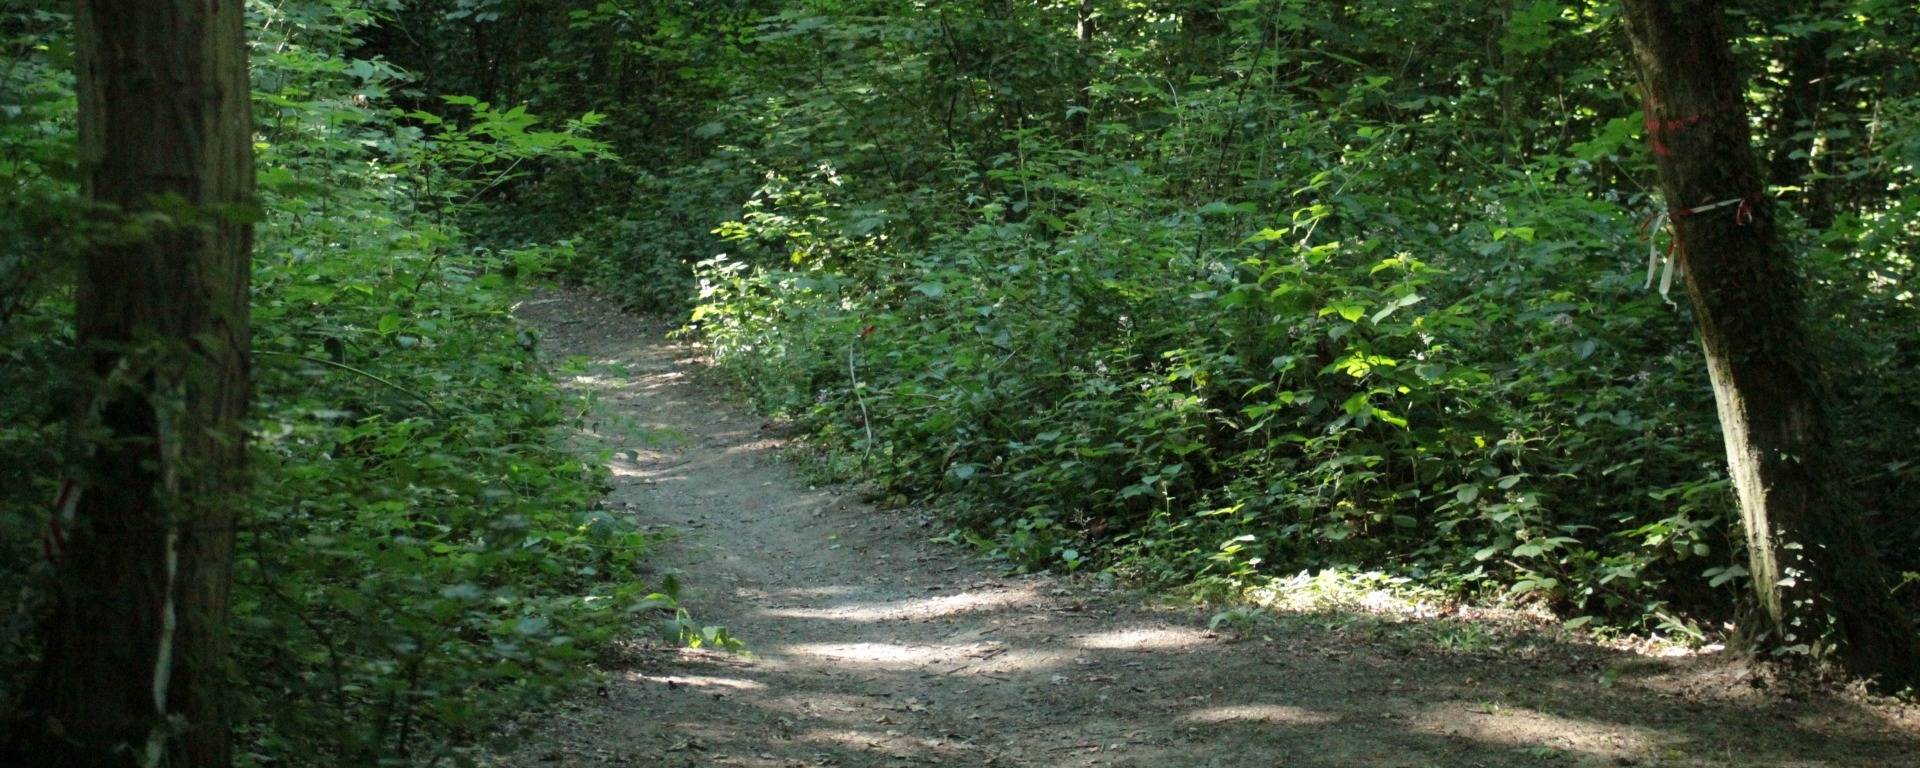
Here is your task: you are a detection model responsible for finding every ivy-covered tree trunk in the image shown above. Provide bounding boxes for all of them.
[1618,0,1919,690]
[24,1,255,765]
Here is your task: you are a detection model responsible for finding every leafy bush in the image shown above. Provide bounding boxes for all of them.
[1,3,687,764]
[539,2,1920,637]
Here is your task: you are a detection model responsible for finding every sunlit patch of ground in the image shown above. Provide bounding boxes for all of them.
[1074,626,1214,651]
[760,585,1041,622]
[1404,703,1657,763]
[1179,704,1339,726]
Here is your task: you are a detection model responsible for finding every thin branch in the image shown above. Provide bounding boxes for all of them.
[254,350,440,413]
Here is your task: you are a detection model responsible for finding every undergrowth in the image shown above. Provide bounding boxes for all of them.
[0,4,718,764]
[503,4,1920,642]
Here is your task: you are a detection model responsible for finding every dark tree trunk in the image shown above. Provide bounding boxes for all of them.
[1068,0,1095,149]
[1619,0,1919,691]
[1177,1,1229,81]
[20,1,255,765]
[1763,26,1835,228]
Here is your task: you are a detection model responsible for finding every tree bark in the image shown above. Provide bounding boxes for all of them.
[1618,0,1919,691]
[21,1,255,765]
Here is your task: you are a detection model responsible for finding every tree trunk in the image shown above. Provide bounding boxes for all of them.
[1618,0,1919,691]
[1177,1,1229,81]
[1762,25,1835,228]
[22,1,254,765]
[1068,0,1095,149]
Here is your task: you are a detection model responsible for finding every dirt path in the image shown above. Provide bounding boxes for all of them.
[508,289,1917,768]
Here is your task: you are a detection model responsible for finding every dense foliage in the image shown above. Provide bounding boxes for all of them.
[401,0,1920,638]
[2,2,697,764]
[4,1,1919,761]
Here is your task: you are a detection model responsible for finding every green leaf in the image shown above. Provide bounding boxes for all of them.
[1323,299,1367,323]
[1369,293,1424,324]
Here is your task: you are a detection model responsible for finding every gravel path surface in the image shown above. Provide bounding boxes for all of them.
[503,288,1919,768]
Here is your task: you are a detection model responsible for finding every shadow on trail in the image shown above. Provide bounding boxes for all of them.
[595,583,1915,768]
[509,290,1916,768]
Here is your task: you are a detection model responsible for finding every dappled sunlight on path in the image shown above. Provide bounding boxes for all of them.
[499,289,1920,768]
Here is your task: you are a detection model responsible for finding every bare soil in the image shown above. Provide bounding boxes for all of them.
[505,288,1919,768]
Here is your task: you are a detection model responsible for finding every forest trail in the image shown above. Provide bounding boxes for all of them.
[505,289,1917,768]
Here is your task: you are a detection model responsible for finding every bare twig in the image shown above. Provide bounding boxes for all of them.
[848,340,874,469]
